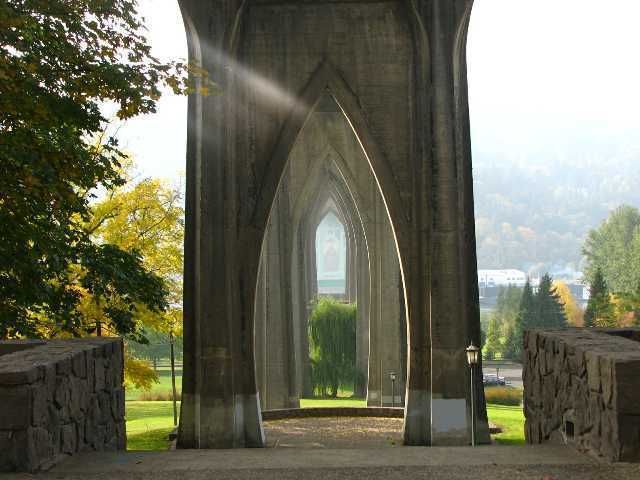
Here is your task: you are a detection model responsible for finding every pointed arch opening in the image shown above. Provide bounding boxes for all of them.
[254,88,407,445]
[315,208,347,298]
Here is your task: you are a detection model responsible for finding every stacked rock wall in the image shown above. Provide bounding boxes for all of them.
[0,338,125,472]
[523,328,640,462]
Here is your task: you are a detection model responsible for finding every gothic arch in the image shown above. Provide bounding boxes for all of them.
[253,61,406,238]
[178,0,487,449]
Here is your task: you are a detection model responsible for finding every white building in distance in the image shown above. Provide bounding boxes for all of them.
[478,269,527,288]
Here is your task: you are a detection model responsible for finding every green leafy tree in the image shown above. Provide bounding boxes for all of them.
[512,279,535,360]
[0,0,189,338]
[81,167,185,387]
[535,274,567,329]
[583,205,640,293]
[484,316,502,360]
[308,298,357,398]
[584,268,614,327]
[616,282,640,326]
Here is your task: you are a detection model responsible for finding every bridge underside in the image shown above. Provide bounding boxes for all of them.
[177,0,489,448]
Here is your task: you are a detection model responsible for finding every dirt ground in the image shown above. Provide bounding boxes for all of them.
[263,417,404,448]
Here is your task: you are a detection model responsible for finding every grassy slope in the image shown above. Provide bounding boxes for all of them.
[125,400,524,450]
[126,401,178,450]
[126,369,183,401]
[487,404,525,445]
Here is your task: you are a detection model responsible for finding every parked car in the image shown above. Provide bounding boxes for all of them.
[483,373,506,386]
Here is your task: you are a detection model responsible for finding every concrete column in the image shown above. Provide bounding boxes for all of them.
[254,176,298,410]
[177,0,264,449]
[413,0,490,445]
[366,195,403,407]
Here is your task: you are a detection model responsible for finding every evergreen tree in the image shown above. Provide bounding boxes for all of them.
[584,268,615,327]
[512,279,535,360]
[536,274,567,328]
[494,285,523,359]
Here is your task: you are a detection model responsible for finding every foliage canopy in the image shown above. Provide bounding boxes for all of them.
[0,0,188,338]
[583,205,640,293]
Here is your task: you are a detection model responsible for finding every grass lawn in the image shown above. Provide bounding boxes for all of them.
[125,399,525,451]
[126,401,178,451]
[487,404,525,445]
[126,368,183,401]
[300,397,366,408]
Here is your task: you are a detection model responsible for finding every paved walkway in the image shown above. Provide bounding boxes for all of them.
[6,445,640,479]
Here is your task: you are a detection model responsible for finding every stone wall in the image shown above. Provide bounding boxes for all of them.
[0,338,125,472]
[523,328,640,462]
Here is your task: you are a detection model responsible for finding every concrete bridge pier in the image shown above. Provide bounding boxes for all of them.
[177,0,489,448]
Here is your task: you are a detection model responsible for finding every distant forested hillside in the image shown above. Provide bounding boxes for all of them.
[473,133,640,277]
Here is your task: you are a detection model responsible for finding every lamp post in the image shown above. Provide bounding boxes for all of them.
[389,372,397,408]
[466,342,480,447]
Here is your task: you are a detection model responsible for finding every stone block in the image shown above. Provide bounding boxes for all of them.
[85,353,95,384]
[109,357,123,389]
[0,431,17,471]
[586,352,601,392]
[94,358,105,392]
[600,357,615,407]
[98,391,111,424]
[619,415,640,462]
[61,424,77,454]
[56,357,71,376]
[43,364,56,402]
[54,376,70,410]
[72,351,87,378]
[0,339,124,472]
[615,361,640,415]
[103,420,116,446]
[115,421,126,450]
[31,382,49,427]
[27,427,53,470]
[111,388,125,421]
[69,377,86,421]
[0,386,31,430]
[0,340,46,357]
[0,429,29,472]
[0,368,39,386]
[95,425,107,448]
[50,424,61,456]
[538,349,547,376]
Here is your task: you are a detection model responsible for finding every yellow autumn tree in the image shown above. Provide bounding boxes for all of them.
[553,280,584,327]
[82,163,184,389]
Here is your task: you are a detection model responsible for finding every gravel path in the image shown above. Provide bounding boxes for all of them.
[264,416,403,448]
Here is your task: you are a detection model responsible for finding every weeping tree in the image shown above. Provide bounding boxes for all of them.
[308,298,357,398]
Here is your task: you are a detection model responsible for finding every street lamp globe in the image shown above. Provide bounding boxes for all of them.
[466,342,480,366]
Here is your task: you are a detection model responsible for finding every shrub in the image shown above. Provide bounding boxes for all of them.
[138,390,182,402]
[484,386,522,406]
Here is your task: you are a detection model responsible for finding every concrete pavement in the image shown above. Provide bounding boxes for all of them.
[4,445,640,480]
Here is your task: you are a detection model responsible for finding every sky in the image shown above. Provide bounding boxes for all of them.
[117,0,640,181]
